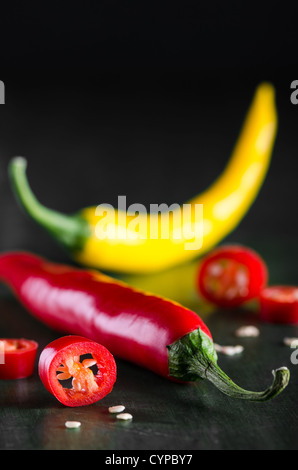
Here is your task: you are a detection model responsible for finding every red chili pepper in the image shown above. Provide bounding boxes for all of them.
[38,335,117,407]
[259,286,298,324]
[0,338,38,379]
[197,245,268,308]
[0,252,289,401]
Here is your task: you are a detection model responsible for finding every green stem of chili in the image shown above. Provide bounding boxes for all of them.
[8,157,89,251]
[167,329,289,401]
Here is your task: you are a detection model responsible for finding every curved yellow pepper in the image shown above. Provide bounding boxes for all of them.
[9,83,277,274]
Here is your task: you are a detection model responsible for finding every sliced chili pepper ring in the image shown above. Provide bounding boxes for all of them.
[259,286,298,324]
[0,338,38,379]
[38,335,117,407]
[197,245,268,308]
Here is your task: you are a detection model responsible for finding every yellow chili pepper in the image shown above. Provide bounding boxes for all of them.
[9,83,277,274]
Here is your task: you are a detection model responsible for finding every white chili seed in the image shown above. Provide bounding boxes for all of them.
[214,343,244,356]
[57,372,72,381]
[82,359,97,369]
[65,421,81,429]
[72,378,82,391]
[235,325,260,338]
[283,337,298,348]
[116,413,133,421]
[108,405,125,414]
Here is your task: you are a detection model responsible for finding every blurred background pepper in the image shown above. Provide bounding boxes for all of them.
[8,83,277,274]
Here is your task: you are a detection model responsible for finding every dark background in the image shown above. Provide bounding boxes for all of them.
[0,1,298,451]
[0,2,297,266]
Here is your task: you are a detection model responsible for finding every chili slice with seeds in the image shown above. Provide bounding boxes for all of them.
[0,338,38,379]
[38,335,117,407]
[197,245,268,308]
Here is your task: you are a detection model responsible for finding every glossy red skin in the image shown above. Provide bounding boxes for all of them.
[0,338,38,379]
[197,245,268,308]
[38,335,117,407]
[0,252,212,380]
[259,286,298,324]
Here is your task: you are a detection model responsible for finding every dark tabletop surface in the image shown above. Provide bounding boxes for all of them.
[0,3,298,451]
[0,237,298,451]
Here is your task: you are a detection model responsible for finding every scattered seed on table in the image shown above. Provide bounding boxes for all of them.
[283,337,298,347]
[108,405,125,414]
[116,413,133,421]
[65,421,81,429]
[214,343,244,356]
[235,325,260,337]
